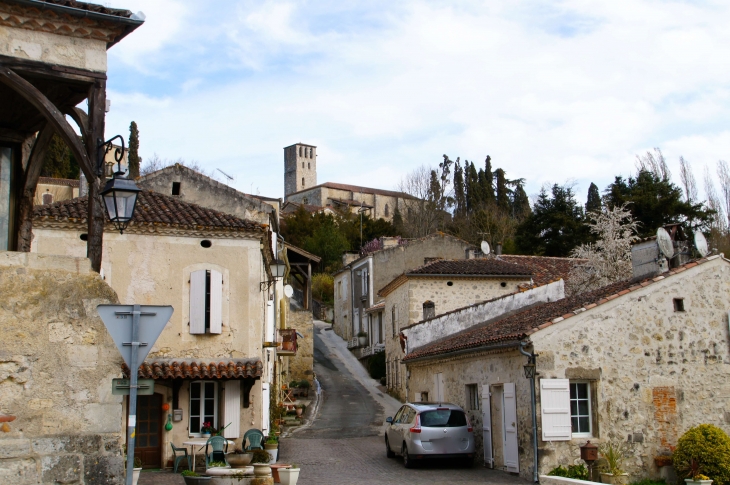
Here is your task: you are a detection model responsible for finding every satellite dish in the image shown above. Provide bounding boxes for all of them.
[284,285,294,298]
[694,232,709,257]
[480,241,491,255]
[656,228,674,259]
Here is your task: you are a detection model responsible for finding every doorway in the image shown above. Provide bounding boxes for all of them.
[486,383,519,473]
[134,393,163,468]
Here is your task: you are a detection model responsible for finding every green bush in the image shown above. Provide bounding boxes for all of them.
[367,350,386,379]
[548,464,589,480]
[674,424,730,485]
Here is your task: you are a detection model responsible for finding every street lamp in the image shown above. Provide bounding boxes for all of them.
[98,135,140,234]
[523,359,536,379]
[272,259,286,279]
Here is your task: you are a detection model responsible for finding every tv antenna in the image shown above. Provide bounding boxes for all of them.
[656,227,674,259]
[217,168,234,184]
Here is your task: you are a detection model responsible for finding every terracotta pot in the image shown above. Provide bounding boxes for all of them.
[253,464,272,477]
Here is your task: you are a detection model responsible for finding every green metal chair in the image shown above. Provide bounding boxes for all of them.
[243,429,264,451]
[205,436,229,468]
[170,443,191,473]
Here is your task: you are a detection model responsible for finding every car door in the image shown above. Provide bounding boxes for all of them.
[388,406,406,451]
[398,407,415,450]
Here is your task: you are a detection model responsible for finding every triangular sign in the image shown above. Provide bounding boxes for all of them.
[97,305,174,369]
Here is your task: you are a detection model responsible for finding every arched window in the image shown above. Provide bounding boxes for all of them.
[302,177,305,187]
[384,204,389,217]
[308,163,310,170]
[299,146,303,157]
[423,300,435,320]
[309,148,313,158]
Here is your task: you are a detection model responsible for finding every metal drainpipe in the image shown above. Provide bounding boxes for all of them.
[519,341,539,483]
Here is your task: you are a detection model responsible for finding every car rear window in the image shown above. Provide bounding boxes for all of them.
[419,409,467,427]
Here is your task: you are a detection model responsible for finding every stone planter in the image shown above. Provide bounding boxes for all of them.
[253,464,272,477]
[685,480,713,485]
[227,453,252,467]
[601,473,629,485]
[278,467,300,485]
[132,467,142,485]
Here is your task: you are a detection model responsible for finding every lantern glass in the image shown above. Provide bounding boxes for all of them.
[100,176,141,234]
[523,363,536,379]
[271,259,286,279]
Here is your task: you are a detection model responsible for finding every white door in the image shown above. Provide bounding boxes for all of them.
[261,382,270,434]
[503,382,519,473]
[482,386,494,468]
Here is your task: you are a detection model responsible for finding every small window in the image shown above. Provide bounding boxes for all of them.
[79,233,88,241]
[500,282,507,288]
[423,300,435,320]
[384,204,389,217]
[420,391,429,402]
[200,240,212,248]
[466,384,479,411]
[673,298,685,312]
[302,162,304,168]
[309,148,313,158]
[190,269,223,334]
[447,281,453,286]
[299,147,303,157]
[42,192,53,205]
[172,182,181,196]
[302,177,305,187]
[308,162,310,170]
[391,306,397,337]
[570,382,592,436]
[189,381,217,436]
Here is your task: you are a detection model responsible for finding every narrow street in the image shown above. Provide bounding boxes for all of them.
[278,321,528,485]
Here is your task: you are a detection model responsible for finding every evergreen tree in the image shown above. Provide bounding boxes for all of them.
[586,182,601,214]
[128,121,140,178]
[483,155,494,204]
[465,162,481,211]
[41,134,79,179]
[392,207,403,233]
[453,160,466,217]
[495,168,511,213]
[512,183,531,219]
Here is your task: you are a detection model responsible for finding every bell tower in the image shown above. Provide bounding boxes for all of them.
[284,143,317,197]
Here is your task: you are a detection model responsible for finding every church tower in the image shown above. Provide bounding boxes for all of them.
[284,143,317,197]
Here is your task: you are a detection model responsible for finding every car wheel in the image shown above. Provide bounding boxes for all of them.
[385,436,395,458]
[402,443,414,469]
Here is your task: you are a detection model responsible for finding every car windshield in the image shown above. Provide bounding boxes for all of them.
[419,409,467,427]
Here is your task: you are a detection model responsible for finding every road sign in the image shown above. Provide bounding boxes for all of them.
[97,305,173,369]
[112,378,155,395]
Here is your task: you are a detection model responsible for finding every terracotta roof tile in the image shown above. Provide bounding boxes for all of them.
[38,176,80,187]
[498,255,579,286]
[407,258,533,277]
[123,360,263,379]
[34,190,265,232]
[403,257,715,362]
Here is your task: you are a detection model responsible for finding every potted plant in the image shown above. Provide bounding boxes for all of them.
[251,449,272,477]
[357,331,368,347]
[599,441,631,485]
[674,424,730,485]
[278,464,300,485]
[181,470,212,484]
[200,421,214,438]
[132,456,143,485]
[295,403,306,417]
[227,448,252,468]
[264,432,279,463]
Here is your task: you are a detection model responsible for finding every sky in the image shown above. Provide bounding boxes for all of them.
[103,0,730,203]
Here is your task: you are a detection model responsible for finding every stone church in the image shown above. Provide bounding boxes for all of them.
[283,143,415,222]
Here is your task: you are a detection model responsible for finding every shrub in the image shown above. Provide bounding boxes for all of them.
[312,273,334,305]
[208,461,227,468]
[367,350,386,379]
[674,424,730,485]
[251,449,272,464]
[630,479,666,485]
[599,441,632,475]
[548,464,589,480]
[181,470,199,477]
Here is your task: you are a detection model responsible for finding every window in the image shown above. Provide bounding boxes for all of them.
[309,148,313,158]
[302,177,305,187]
[337,281,342,300]
[570,382,592,436]
[299,146,303,157]
[308,162,310,170]
[466,384,479,411]
[302,162,304,168]
[42,192,53,205]
[189,381,217,435]
[391,306,397,337]
[420,392,429,401]
[190,269,223,334]
[384,203,389,217]
[673,298,685,312]
[0,146,15,251]
[360,268,369,296]
[378,312,383,344]
[423,300,435,320]
[172,182,181,195]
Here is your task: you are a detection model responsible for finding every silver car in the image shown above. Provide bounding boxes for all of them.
[385,402,475,468]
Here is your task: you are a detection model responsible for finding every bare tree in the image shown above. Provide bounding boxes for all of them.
[139,153,218,179]
[679,156,698,203]
[566,204,639,295]
[635,148,671,181]
[398,162,453,237]
[717,160,730,229]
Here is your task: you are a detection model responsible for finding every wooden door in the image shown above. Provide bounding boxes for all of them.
[482,386,494,468]
[502,383,520,473]
[135,394,162,468]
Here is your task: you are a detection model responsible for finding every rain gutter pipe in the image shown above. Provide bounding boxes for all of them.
[519,341,539,483]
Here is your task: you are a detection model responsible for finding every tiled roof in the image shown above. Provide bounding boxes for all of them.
[34,190,265,232]
[287,182,416,200]
[124,360,263,380]
[365,301,385,313]
[403,256,720,362]
[407,258,533,277]
[329,197,373,208]
[37,0,134,18]
[498,255,579,286]
[38,177,80,187]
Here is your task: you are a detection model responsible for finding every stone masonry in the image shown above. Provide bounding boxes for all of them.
[287,308,314,386]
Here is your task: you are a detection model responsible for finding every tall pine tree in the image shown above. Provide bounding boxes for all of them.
[586,182,601,214]
[495,168,511,213]
[453,159,466,217]
[128,121,140,178]
[465,162,481,211]
[512,183,531,219]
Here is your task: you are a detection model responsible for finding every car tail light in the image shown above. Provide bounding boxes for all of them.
[410,414,422,434]
[466,414,473,433]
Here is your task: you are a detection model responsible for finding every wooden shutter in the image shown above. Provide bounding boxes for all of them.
[433,373,444,402]
[222,381,240,438]
[482,385,494,468]
[503,383,520,473]
[190,270,206,334]
[209,269,223,334]
[540,378,572,441]
[266,300,274,342]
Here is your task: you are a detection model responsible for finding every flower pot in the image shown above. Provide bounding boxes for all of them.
[358,336,368,346]
[685,480,713,485]
[601,473,629,485]
[132,468,142,485]
[295,408,303,417]
[201,433,211,438]
[264,444,278,463]
[226,453,252,467]
[183,476,212,485]
[253,463,272,477]
[278,467,300,485]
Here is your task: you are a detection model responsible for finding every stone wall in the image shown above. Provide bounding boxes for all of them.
[333,270,351,339]
[287,309,314,386]
[284,145,317,196]
[0,251,125,484]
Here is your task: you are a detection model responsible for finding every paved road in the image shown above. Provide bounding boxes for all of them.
[279,321,528,485]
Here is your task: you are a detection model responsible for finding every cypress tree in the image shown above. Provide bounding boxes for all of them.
[128,121,140,178]
[495,168,511,212]
[513,183,531,218]
[585,182,601,214]
[453,160,466,216]
[466,162,481,211]
[483,155,494,204]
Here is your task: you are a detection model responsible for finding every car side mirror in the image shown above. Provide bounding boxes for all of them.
[385,417,393,424]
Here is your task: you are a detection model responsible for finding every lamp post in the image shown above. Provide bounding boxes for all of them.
[99,135,140,234]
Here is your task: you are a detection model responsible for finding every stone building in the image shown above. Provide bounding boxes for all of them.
[34,177,80,206]
[402,255,730,482]
[332,233,473,342]
[283,142,415,222]
[31,191,277,469]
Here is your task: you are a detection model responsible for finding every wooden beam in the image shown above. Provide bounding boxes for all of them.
[65,107,89,140]
[0,54,106,82]
[0,65,95,178]
[17,124,54,252]
[85,79,107,273]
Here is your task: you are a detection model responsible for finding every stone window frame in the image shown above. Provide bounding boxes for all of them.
[189,380,218,437]
[570,380,594,438]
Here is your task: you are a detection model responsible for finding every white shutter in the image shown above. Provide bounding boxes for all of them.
[223,381,240,438]
[503,383,520,473]
[482,386,494,468]
[261,382,270,434]
[209,269,223,334]
[190,270,206,334]
[433,373,444,402]
[540,378,572,441]
[266,300,274,342]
